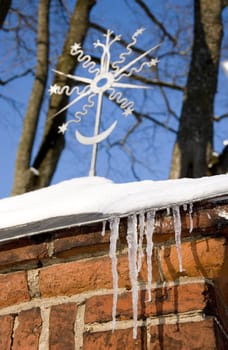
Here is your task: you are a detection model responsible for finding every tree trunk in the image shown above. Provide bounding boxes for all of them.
[170,0,224,178]
[0,0,11,28]
[12,0,96,195]
[11,0,50,195]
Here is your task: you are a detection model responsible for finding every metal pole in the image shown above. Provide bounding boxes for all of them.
[89,92,103,176]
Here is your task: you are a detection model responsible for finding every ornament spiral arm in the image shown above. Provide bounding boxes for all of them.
[108,88,134,112]
[74,93,96,122]
[71,44,99,75]
[112,28,145,72]
[50,84,81,96]
[116,60,154,81]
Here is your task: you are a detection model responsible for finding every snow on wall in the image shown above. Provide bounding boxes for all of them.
[0,174,228,338]
[0,174,227,229]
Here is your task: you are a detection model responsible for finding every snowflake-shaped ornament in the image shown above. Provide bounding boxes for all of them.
[49,28,160,175]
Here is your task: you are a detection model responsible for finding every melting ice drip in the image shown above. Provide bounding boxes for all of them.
[106,203,194,339]
[48,28,160,176]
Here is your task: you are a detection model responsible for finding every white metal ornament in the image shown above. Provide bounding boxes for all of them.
[48,28,159,176]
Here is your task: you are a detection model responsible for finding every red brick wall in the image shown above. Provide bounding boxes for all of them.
[0,201,227,349]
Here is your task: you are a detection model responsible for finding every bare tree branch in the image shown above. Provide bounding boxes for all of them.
[139,112,177,134]
[0,93,24,119]
[118,119,142,146]
[3,7,37,32]
[135,0,177,45]
[57,0,72,19]
[0,69,33,85]
[159,85,179,121]
[89,53,185,91]
[154,69,180,122]
[130,73,184,91]
[213,113,228,121]
[89,23,185,94]
[90,22,161,58]
[104,91,178,134]
[91,21,190,62]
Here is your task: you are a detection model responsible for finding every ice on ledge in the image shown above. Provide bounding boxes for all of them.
[0,174,227,229]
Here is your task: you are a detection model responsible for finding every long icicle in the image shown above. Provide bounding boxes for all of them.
[172,206,183,272]
[145,210,156,302]
[127,214,138,339]
[109,217,120,332]
[137,211,145,273]
[101,220,106,236]
[189,202,194,233]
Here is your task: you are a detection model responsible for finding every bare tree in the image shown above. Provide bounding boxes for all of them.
[170,0,227,178]
[1,0,227,197]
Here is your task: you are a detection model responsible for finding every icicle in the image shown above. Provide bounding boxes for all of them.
[101,220,106,236]
[145,210,156,302]
[127,214,138,339]
[189,203,193,233]
[137,211,145,273]
[183,203,188,211]
[172,206,183,272]
[166,207,170,215]
[109,217,120,332]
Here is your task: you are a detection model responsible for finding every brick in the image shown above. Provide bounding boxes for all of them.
[40,256,113,297]
[49,303,77,350]
[161,237,226,281]
[0,315,14,350]
[12,308,42,350]
[39,254,159,297]
[149,318,217,349]
[215,241,228,305]
[0,272,30,308]
[0,243,48,270]
[83,327,146,350]
[85,282,208,323]
[54,231,110,258]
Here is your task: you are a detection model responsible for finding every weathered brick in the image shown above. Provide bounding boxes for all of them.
[83,327,146,350]
[54,231,110,258]
[0,315,14,350]
[12,308,42,350]
[49,303,77,350]
[149,318,217,349]
[215,240,228,306]
[0,272,30,308]
[0,242,48,270]
[39,254,159,297]
[85,282,208,323]
[39,256,113,297]
[161,237,225,281]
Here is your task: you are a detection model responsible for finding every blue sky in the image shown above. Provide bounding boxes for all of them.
[0,0,227,199]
